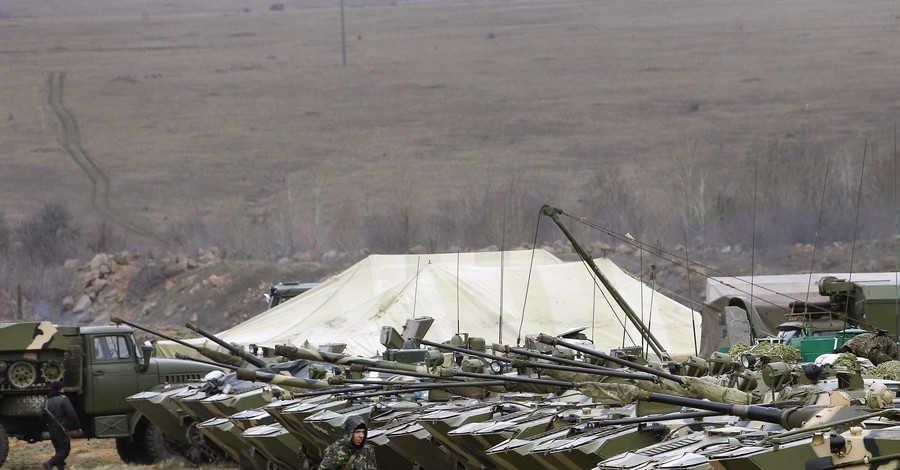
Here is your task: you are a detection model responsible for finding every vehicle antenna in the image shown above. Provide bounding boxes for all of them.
[639,241,645,353]
[412,256,420,319]
[842,139,868,332]
[804,154,833,326]
[894,124,899,337]
[516,210,542,347]
[644,240,660,358]
[499,202,507,344]
[456,248,460,335]
[750,151,759,310]
[684,231,697,356]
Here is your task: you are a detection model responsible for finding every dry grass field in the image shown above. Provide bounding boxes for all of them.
[2,0,900,252]
[1,2,900,465]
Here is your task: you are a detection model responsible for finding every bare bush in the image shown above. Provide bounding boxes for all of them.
[128,263,167,297]
[162,215,210,255]
[18,202,81,265]
[85,219,120,254]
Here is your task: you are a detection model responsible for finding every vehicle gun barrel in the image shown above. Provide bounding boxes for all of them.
[352,364,573,389]
[174,353,236,371]
[274,344,429,373]
[290,385,384,399]
[329,378,507,390]
[348,364,466,381]
[491,342,612,371]
[507,358,656,381]
[420,339,512,363]
[234,368,332,390]
[341,380,508,400]
[577,382,831,430]
[590,411,721,427]
[112,316,245,367]
[540,205,670,360]
[186,322,266,368]
[537,333,683,383]
[422,339,655,381]
[111,316,190,348]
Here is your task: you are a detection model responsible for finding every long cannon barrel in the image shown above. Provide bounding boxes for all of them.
[353,364,573,389]
[591,411,721,427]
[492,343,613,371]
[274,344,433,373]
[329,377,507,390]
[186,322,266,368]
[507,358,657,381]
[538,333,683,383]
[112,316,246,367]
[577,382,831,430]
[234,368,333,390]
[422,339,656,381]
[341,380,508,400]
[290,385,384,399]
[540,205,670,360]
[349,364,466,382]
[112,316,191,347]
[174,353,236,371]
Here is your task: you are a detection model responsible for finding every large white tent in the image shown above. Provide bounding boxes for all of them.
[156,250,701,359]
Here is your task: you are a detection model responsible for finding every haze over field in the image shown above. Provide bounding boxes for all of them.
[1,0,899,258]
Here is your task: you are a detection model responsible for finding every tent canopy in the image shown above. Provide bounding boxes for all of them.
[156,250,701,359]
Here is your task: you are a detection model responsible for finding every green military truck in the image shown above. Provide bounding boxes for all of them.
[0,321,222,466]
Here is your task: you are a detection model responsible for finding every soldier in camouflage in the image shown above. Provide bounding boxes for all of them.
[318,415,377,470]
[835,329,900,365]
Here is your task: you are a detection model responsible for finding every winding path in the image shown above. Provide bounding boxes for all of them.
[46,72,151,235]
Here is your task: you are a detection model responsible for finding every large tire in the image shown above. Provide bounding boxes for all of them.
[0,422,9,467]
[116,436,149,465]
[143,421,187,463]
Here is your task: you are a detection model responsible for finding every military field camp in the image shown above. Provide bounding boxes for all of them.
[3,0,900,468]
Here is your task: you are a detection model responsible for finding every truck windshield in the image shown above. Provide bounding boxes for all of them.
[94,335,131,361]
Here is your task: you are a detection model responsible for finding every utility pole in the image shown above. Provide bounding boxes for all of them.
[340,0,347,66]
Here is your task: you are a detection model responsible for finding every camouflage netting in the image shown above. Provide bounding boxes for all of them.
[728,343,800,363]
[871,360,900,380]
[833,352,863,370]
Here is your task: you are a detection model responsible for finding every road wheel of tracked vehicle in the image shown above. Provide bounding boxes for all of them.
[41,360,64,383]
[7,361,37,389]
[0,422,9,467]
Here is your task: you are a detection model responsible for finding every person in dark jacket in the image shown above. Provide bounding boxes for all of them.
[318,415,377,470]
[44,381,81,470]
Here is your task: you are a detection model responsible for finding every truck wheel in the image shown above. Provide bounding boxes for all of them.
[143,421,187,463]
[116,436,151,465]
[0,422,9,467]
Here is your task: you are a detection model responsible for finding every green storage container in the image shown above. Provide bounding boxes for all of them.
[799,336,838,362]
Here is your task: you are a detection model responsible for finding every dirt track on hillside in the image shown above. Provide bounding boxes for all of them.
[46,71,152,236]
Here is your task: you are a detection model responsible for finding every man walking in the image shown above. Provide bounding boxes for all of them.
[44,381,81,470]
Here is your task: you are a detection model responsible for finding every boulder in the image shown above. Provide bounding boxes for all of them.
[73,294,92,314]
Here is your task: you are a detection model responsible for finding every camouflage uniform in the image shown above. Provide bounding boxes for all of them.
[838,331,900,365]
[318,415,377,470]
